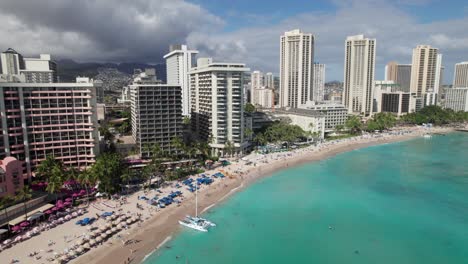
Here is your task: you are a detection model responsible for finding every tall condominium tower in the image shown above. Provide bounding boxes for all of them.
[385,61,412,92]
[410,45,438,96]
[164,44,198,116]
[190,58,250,156]
[0,48,25,75]
[453,62,468,87]
[312,63,325,102]
[0,79,100,181]
[250,70,264,104]
[279,29,314,108]
[343,35,376,116]
[130,71,183,159]
[265,72,274,89]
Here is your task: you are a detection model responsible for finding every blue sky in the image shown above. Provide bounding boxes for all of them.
[0,0,467,83]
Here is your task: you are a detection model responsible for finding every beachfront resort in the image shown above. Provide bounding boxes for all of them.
[1,6,468,263]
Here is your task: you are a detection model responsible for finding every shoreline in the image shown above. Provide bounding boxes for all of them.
[76,128,454,264]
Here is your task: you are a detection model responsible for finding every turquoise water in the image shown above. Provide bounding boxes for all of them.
[144,133,468,264]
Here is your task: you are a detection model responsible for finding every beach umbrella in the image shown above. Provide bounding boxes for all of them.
[71,212,78,217]
[89,239,96,246]
[119,215,127,220]
[65,198,73,202]
[45,210,53,215]
[76,247,84,254]
[3,239,11,245]
[99,225,107,231]
[105,223,112,229]
[95,236,102,243]
[126,219,132,225]
[117,223,125,229]
[20,221,30,227]
[11,225,21,232]
[100,233,107,240]
[83,243,91,249]
[14,236,22,242]
[105,230,112,236]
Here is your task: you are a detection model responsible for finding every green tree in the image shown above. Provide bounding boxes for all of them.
[345,115,363,135]
[183,116,191,125]
[223,140,235,157]
[120,168,134,194]
[15,186,33,220]
[244,103,256,113]
[77,168,95,205]
[335,124,345,133]
[35,155,59,180]
[46,164,65,202]
[0,195,13,219]
[91,152,124,194]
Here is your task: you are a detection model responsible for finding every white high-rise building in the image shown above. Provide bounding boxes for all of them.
[189,58,250,157]
[410,45,438,97]
[164,44,198,116]
[343,35,376,116]
[250,70,264,104]
[0,48,24,75]
[312,63,325,102]
[434,53,443,95]
[253,88,274,108]
[265,72,274,89]
[453,62,468,87]
[22,54,58,83]
[445,87,468,112]
[279,29,314,108]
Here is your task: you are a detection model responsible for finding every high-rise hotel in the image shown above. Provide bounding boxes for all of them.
[279,29,314,108]
[343,35,376,116]
[189,58,249,156]
[0,49,99,184]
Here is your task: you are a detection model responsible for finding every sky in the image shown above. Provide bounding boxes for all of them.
[0,0,467,82]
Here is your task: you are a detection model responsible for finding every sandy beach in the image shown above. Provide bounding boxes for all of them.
[0,126,455,264]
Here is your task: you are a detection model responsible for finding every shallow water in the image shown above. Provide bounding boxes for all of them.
[144,133,468,264]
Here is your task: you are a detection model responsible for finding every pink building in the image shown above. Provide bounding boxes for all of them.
[0,157,23,198]
[0,80,100,182]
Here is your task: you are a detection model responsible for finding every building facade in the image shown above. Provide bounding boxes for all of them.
[0,80,100,180]
[279,29,314,108]
[385,62,411,92]
[312,63,325,102]
[263,108,325,138]
[343,35,376,116]
[0,48,24,75]
[22,54,58,83]
[445,87,468,112]
[164,45,198,116]
[250,70,264,104]
[252,88,274,108]
[380,92,411,116]
[130,72,183,158]
[265,72,274,89]
[301,102,347,132]
[190,58,249,156]
[410,45,438,97]
[453,62,468,87]
[0,157,23,198]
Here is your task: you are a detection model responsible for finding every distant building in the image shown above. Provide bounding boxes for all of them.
[263,108,325,138]
[164,45,198,116]
[250,70,264,104]
[0,78,100,180]
[410,45,439,97]
[445,87,468,112]
[118,86,131,104]
[343,35,376,116]
[252,88,274,108]
[300,102,347,131]
[453,62,468,87]
[0,157,23,198]
[280,29,314,108]
[385,62,411,92]
[22,54,58,83]
[381,92,412,116]
[130,71,183,158]
[0,49,57,83]
[373,81,400,112]
[312,63,325,102]
[265,72,274,89]
[190,58,250,157]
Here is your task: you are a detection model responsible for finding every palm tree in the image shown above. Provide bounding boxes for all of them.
[0,195,13,219]
[120,168,133,194]
[35,155,57,180]
[224,140,235,157]
[46,165,64,202]
[77,168,95,205]
[15,186,33,220]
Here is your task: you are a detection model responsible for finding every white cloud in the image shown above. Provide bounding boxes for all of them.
[188,0,467,82]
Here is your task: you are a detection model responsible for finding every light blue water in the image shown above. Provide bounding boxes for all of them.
[144,133,468,264]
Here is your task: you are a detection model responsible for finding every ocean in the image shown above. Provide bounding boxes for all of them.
[143,133,468,264]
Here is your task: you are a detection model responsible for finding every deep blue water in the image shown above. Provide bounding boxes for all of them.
[144,133,468,264]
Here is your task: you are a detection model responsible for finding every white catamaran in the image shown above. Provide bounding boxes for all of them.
[179,184,216,232]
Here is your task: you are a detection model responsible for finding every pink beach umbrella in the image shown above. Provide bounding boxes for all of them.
[65,198,73,202]
[20,221,30,228]
[45,210,53,214]
[14,236,22,242]
[51,207,57,211]
[11,225,21,232]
